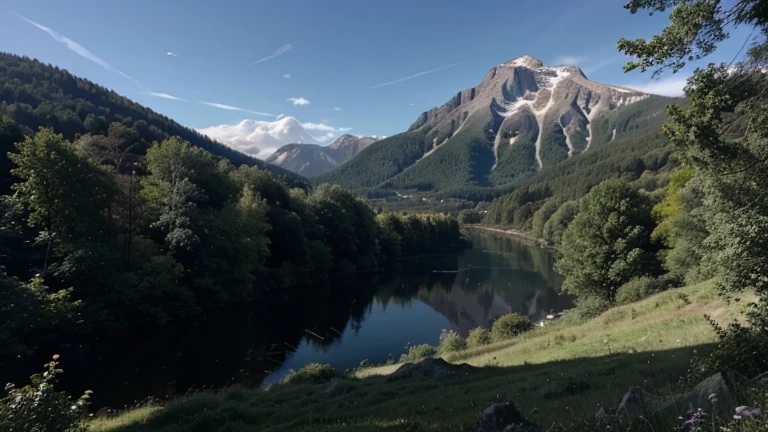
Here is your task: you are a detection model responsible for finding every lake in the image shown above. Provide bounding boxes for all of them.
[264,228,569,383]
[1,229,570,408]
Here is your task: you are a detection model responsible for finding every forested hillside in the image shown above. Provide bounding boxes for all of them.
[0,52,295,178]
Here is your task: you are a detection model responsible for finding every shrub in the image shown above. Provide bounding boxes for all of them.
[399,344,437,363]
[0,355,91,432]
[491,313,534,341]
[616,276,668,305]
[467,327,492,347]
[282,363,338,385]
[574,296,611,319]
[438,329,467,353]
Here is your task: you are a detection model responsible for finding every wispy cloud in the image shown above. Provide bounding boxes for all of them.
[276,114,286,120]
[553,55,589,66]
[16,13,142,87]
[303,122,335,132]
[410,103,415,106]
[333,107,343,111]
[287,97,310,106]
[250,43,296,66]
[146,92,187,101]
[338,127,353,132]
[283,73,291,79]
[167,52,178,57]
[198,101,273,117]
[623,74,689,97]
[553,54,618,74]
[361,63,457,92]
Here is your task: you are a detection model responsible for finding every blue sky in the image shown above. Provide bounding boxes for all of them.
[0,0,757,141]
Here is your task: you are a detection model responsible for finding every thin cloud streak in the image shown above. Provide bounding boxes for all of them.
[146,92,187,101]
[361,63,457,92]
[287,97,310,106]
[250,43,296,66]
[198,101,273,117]
[167,52,178,57]
[16,13,143,88]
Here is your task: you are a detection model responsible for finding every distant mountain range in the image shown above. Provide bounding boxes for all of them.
[316,55,674,194]
[265,135,378,177]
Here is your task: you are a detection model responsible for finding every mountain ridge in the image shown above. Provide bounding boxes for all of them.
[316,55,674,194]
[265,134,378,177]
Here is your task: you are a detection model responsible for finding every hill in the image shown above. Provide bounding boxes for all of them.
[0,52,298,180]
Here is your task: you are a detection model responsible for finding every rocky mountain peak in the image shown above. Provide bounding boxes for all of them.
[502,55,545,69]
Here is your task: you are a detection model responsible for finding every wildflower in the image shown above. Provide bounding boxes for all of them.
[52,354,60,360]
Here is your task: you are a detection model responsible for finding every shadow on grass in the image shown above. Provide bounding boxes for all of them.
[91,344,715,432]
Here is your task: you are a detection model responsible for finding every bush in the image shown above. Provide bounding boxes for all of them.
[467,327,492,347]
[438,329,467,353]
[491,313,534,341]
[0,355,91,432]
[282,363,338,385]
[574,295,612,319]
[616,276,668,305]
[399,344,437,363]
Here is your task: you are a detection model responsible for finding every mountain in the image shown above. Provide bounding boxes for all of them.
[265,135,377,177]
[0,52,298,180]
[316,55,674,194]
[198,117,320,159]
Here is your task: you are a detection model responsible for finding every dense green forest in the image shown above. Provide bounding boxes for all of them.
[0,120,467,359]
[0,52,296,180]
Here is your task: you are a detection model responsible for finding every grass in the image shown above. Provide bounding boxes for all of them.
[89,281,755,432]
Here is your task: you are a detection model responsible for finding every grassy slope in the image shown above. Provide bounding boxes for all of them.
[90,281,750,432]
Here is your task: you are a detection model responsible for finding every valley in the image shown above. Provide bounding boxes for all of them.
[1,0,767,431]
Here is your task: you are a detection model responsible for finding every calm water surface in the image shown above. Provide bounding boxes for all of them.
[2,229,570,407]
[263,229,570,384]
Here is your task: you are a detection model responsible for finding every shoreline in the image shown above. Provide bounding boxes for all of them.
[461,224,557,251]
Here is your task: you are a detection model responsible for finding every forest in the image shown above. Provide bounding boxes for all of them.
[0,119,467,361]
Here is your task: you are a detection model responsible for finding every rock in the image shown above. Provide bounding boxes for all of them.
[734,406,763,420]
[95,406,116,418]
[324,378,355,396]
[598,371,759,422]
[385,357,473,382]
[474,402,539,432]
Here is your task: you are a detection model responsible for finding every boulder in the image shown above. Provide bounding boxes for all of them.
[385,357,473,382]
[474,402,539,432]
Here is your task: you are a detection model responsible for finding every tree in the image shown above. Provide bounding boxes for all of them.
[555,179,659,303]
[618,0,768,300]
[9,128,116,271]
[0,117,25,195]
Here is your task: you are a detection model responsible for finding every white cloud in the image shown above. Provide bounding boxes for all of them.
[198,101,273,117]
[16,14,142,87]
[197,117,319,160]
[276,114,285,120]
[333,107,343,111]
[167,52,178,57]
[369,135,388,140]
[338,127,353,132]
[250,43,296,66]
[302,122,335,132]
[316,132,336,143]
[287,97,310,106]
[361,63,457,92]
[146,92,187,101]
[623,74,689,96]
[283,73,291,79]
